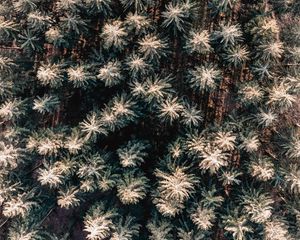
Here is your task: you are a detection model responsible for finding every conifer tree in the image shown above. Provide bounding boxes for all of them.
[0,0,299,239]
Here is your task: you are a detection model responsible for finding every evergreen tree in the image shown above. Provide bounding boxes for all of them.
[0,0,299,239]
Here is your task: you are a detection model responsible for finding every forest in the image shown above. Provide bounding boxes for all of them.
[0,0,299,239]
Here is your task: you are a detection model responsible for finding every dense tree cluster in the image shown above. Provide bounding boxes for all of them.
[0,0,299,239]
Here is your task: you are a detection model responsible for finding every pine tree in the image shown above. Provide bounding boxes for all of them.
[0,0,299,239]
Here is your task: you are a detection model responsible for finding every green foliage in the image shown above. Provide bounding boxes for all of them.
[0,0,299,239]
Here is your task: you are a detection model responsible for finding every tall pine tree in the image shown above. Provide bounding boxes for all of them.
[0,0,299,239]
